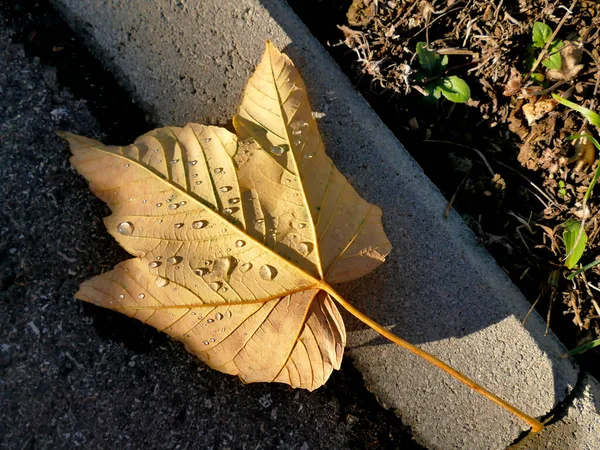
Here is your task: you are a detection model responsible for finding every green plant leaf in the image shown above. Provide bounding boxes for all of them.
[532,22,553,48]
[530,72,545,83]
[562,218,587,269]
[563,338,600,357]
[553,94,600,128]
[566,258,600,280]
[542,40,564,70]
[437,76,471,103]
[423,82,442,103]
[416,42,447,75]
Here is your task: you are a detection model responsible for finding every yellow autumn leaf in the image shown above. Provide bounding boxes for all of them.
[62,41,391,390]
[62,42,543,433]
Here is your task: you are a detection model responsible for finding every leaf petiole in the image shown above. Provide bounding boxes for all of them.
[320,282,544,434]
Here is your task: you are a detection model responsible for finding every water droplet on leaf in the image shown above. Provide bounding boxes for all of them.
[259,265,277,280]
[270,145,285,156]
[208,282,222,292]
[192,220,208,229]
[117,222,134,236]
[167,256,183,265]
[235,240,245,248]
[154,277,169,288]
[297,242,312,256]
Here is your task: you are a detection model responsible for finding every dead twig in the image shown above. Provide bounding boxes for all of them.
[445,169,471,219]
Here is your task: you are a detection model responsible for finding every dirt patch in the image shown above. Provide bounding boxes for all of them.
[288,0,600,375]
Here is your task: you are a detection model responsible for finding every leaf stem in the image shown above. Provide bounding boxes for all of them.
[321,283,544,433]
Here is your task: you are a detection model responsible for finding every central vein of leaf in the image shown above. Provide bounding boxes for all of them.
[267,50,325,281]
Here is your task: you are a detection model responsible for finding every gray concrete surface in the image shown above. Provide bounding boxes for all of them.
[513,373,600,450]
[0,7,423,449]
[48,0,588,448]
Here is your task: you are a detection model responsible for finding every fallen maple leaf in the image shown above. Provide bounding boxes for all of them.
[62,42,542,432]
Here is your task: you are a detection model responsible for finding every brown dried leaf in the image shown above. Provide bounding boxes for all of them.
[62,42,391,390]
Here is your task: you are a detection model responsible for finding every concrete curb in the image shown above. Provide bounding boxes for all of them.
[52,0,588,448]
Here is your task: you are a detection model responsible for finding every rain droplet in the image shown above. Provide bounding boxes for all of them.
[270,145,285,156]
[223,208,233,215]
[207,319,214,324]
[225,310,232,319]
[168,203,179,210]
[235,240,245,248]
[219,186,232,192]
[167,256,183,265]
[117,222,134,236]
[298,223,308,229]
[142,199,147,204]
[179,201,186,206]
[195,181,202,185]
[148,261,161,269]
[255,218,265,224]
[156,202,162,207]
[118,294,125,299]
[228,197,240,204]
[292,129,302,135]
[156,256,162,260]
[259,265,277,280]
[210,338,216,342]
[213,167,223,174]
[124,163,130,167]
[188,160,197,166]
[208,282,222,292]
[138,293,145,299]
[239,262,252,273]
[154,277,169,288]
[204,260,212,266]
[204,138,212,143]
[192,220,208,229]
[215,312,223,320]
[203,340,209,346]
[303,153,314,160]
[299,121,309,127]
[174,223,184,229]
[170,159,179,164]
[193,267,209,276]
[297,242,312,256]
[153,148,159,153]
[157,219,163,224]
